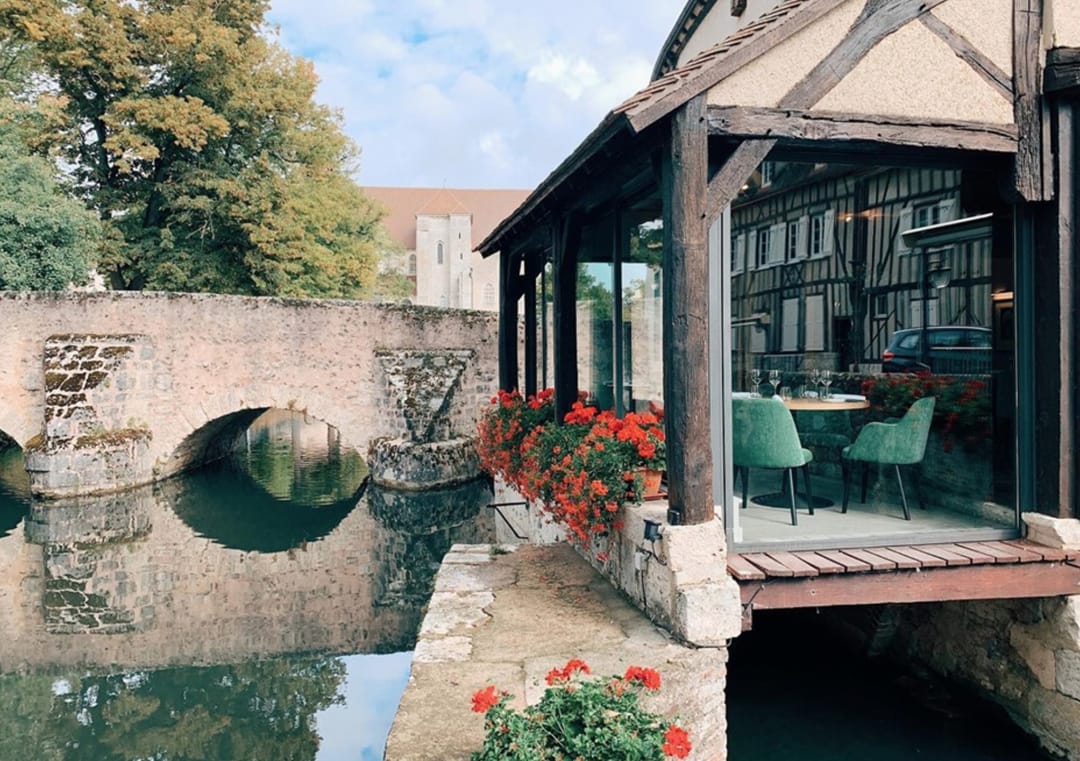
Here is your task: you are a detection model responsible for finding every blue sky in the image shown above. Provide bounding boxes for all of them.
[266,1,686,190]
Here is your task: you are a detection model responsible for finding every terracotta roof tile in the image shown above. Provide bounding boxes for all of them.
[365,187,531,250]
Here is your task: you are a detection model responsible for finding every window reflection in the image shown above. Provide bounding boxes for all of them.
[729,160,1015,544]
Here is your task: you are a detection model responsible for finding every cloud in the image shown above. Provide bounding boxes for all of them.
[267,0,686,189]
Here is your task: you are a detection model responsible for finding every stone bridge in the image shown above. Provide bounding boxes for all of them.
[0,292,499,497]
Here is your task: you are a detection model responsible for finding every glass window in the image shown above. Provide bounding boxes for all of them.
[622,218,664,414]
[726,158,1016,549]
[437,242,444,265]
[576,222,615,409]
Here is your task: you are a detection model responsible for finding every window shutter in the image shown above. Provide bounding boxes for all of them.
[805,294,825,350]
[938,198,957,223]
[896,206,913,254]
[733,233,745,272]
[797,215,809,259]
[781,298,799,351]
[822,210,835,258]
[770,222,785,264]
[751,325,766,353]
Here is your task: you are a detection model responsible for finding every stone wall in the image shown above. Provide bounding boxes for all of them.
[0,292,499,496]
[894,596,1080,759]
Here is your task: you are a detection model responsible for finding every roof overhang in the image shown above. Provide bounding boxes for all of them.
[482,0,1040,256]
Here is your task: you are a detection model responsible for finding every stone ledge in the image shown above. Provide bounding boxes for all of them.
[385,543,730,761]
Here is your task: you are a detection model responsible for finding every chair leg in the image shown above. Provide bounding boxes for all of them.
[802,465,814,515]
[860,462,869,503]
[894,464,911,521]
[787,469,798,526]
[841,460,850,514]
[911,465,927,510]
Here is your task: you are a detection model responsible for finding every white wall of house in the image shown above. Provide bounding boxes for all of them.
[676,0,780,68]
[1049,0,1080,47]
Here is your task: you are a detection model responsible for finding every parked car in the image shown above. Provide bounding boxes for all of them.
[881,326,992,374]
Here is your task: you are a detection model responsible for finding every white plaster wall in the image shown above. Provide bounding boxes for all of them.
[932,0,1014,75]
[814,20,1015,124]
[1049,0,1080,48]
[706,0,864,108]
[416,214,452,308]
[470,251,500,313]
[676,0,780,68]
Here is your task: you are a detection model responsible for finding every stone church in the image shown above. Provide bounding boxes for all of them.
[365,187,529,311]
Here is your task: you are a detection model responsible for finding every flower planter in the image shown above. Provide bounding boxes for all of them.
[640,467,663,498]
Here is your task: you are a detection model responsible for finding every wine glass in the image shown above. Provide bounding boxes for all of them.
[807,368,821,397]
[749,368,762,397]
[821,369,833,399]
[769,369,781,398]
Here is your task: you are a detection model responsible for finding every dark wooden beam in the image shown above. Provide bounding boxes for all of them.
[740,561,1080,610]
[1046,47,1080,93]
[704,139,776,224]
[552,215,582,422]
[918,12,1013,100]
[1013,0,1052,201]
[627,0,852,131]
[707,106,1018,153]
[498,250,521,392]
[523,256,540,397]
[662,94,713,525]
[780,0,950,109]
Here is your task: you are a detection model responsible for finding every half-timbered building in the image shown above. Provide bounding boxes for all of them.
[480,1,1080,755]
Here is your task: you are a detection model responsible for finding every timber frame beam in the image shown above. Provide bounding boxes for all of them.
[706,107,1019,154]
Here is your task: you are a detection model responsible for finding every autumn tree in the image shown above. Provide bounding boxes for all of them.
[1,0,382,297]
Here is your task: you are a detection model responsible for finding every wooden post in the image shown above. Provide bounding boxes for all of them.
[1013,0,1051,201]
[524,254,539,397]
[498,250,520,392]
[662,94,713,525]
[553,216,581,421]
[1056,99,1076,517]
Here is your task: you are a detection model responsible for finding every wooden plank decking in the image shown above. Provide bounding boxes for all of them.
[731,540,1080,629]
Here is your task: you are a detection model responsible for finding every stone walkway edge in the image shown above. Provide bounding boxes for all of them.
[385,542,729,760]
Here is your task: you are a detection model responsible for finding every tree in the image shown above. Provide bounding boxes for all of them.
[0,109,98,290]
[1,0,382,297]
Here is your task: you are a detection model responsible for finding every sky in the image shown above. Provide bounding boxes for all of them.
[266,1,687,191]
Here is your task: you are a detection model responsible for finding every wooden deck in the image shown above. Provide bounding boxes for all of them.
[730,540,1080,629]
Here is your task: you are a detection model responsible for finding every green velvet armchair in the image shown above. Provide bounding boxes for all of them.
[733,397,815,526]
[841,396,936,520]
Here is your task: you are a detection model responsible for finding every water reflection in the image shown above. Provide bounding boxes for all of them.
[0,410,496,760]
[0,444,30,538]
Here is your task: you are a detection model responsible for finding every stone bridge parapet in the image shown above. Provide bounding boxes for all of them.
[0,292,499,497]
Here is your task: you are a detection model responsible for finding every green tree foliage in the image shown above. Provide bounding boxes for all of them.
[0,111,98,290]
[1,0,382,297]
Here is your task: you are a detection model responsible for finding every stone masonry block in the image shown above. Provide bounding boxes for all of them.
[1023,513,1080,549]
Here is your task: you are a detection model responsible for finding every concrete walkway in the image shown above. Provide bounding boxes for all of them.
[385,543,728,760]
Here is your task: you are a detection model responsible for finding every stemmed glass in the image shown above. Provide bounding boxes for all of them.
[808,368,821,397]
[768,369,781,398]
[821,369,833,399]
[749,368,762,397]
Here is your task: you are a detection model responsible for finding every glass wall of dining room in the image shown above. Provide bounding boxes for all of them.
[720,156,1020,551]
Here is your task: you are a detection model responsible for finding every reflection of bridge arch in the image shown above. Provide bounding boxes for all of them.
[160,408,367,552]
[0,430,30,538]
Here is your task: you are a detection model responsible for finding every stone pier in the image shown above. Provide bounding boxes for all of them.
[385,543,729,761]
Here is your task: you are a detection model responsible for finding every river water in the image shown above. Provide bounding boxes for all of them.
[0,411,494,761]
[0,412,1058,760]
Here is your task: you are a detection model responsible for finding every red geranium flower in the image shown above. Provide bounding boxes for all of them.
[663,724,692,758]
[623,665,661,690]
[471,685,501,713]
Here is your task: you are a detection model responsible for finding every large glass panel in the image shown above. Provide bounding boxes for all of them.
[577,221,616,408]
[728,160,1016,547]
[622,217,664,413]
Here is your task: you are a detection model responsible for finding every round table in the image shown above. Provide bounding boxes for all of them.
[782,397,869,412]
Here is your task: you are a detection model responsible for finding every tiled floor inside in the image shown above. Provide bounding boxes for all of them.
[732,467,1016,549]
